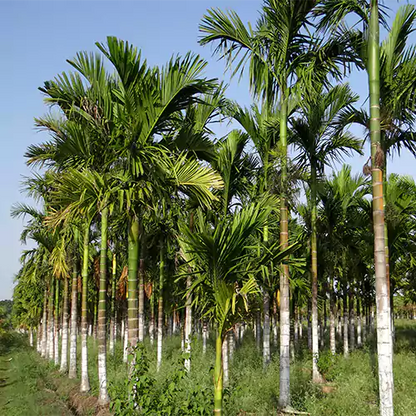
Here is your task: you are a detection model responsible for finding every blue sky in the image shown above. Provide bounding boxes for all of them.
[1,0,415,300]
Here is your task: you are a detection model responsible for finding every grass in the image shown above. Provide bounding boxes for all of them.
[78,319,416,415]
[2,320,416,415]
[0,332,72,416]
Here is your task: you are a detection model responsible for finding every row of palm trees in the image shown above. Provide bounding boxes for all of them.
[11,1,416,415]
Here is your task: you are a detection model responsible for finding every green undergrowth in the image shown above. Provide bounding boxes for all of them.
[4,320,416,416]
[0,332,72,416]
[101,320,416,416]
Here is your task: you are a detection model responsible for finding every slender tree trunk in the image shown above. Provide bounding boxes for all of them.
[222,333,229,386]
[36,324,41,352]
[214,334,223,416]
[109,253,117,356]
[48,279,54,361]
[60,276,69,372]
[255,311,261,349]
[330,278,336,355]
[321,298,327,350]
[311,166,322,382]
[121,315,125,344]
[157,242,164,372]
[185,274,192,372]
[369,3,394,414]
[294,306,299,345]
[138,231,145,343]
[54,279,60,366]
[29,328,33,347]
[128,217,140,350]
[41,288,48,357]
[203,320,208,354]
[343,291,349,358]
[273,300,278,346]
[279,88,291,408]
[97,207,110,405]
[383,156,393,347]
[349,292,355,351]
[357,298,362,347]
[123,318,128,364]
[69,229,79,379]
[263,291,271,367]
[149,295,155,346]
[80,224,90,393]
[230,330,236,356]
[93,301,98,340]
[307,300,312,351]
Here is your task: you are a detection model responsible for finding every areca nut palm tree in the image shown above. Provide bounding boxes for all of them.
[179,198,301,416]
[291,83,363,382]
[199,1,358,405]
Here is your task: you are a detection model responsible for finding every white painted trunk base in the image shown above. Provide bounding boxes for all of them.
[263,293,270,366]
[123,321,129,364]
[202,321,208,354]
[222,337,229,386]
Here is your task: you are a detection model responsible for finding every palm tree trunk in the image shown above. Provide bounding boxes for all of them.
[37,324,42,352]
[255,311,261,349]
[109,253,117,356]
[41,288,48,357]
[222,333,229,386]
[330,278,336,355]
[80,223,90,393]
[54,279,60,366]
[349,292,355,351]
[60,276,69,372]
[93,301,98,340]
[307,300,312,351]
[369,3,394,414]
[97,206,109,405]
[48,279,54,361]
[69,229,79,379]
[279,88,291,408]
[214,334,223,416]
[311,166,322,383]
[29,328,33,347]
[149,294,155,346]
[203,320,208,354]
[138,231,145,343]
[343,290,349,358]
[157,242,164,372]
[123,318,128,363]
[185,274,192,371]
[382,155,393,346]
[228,330,234,360]
[357,298,362,347]
[263,291,271,367]
[128,216,140,351]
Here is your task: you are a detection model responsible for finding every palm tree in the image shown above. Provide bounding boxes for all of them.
[291,84,363,381]
[340,5,416,332]
[179,199,300,415]
[199,1,356,404]
[317,1,394,412]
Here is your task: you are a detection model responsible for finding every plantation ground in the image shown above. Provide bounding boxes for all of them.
[1,320,416,416]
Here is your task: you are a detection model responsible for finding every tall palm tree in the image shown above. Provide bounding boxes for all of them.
[317,1,394,413]
[199,1,356,404]
[340,5,416,329]
[291,84,363,381]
